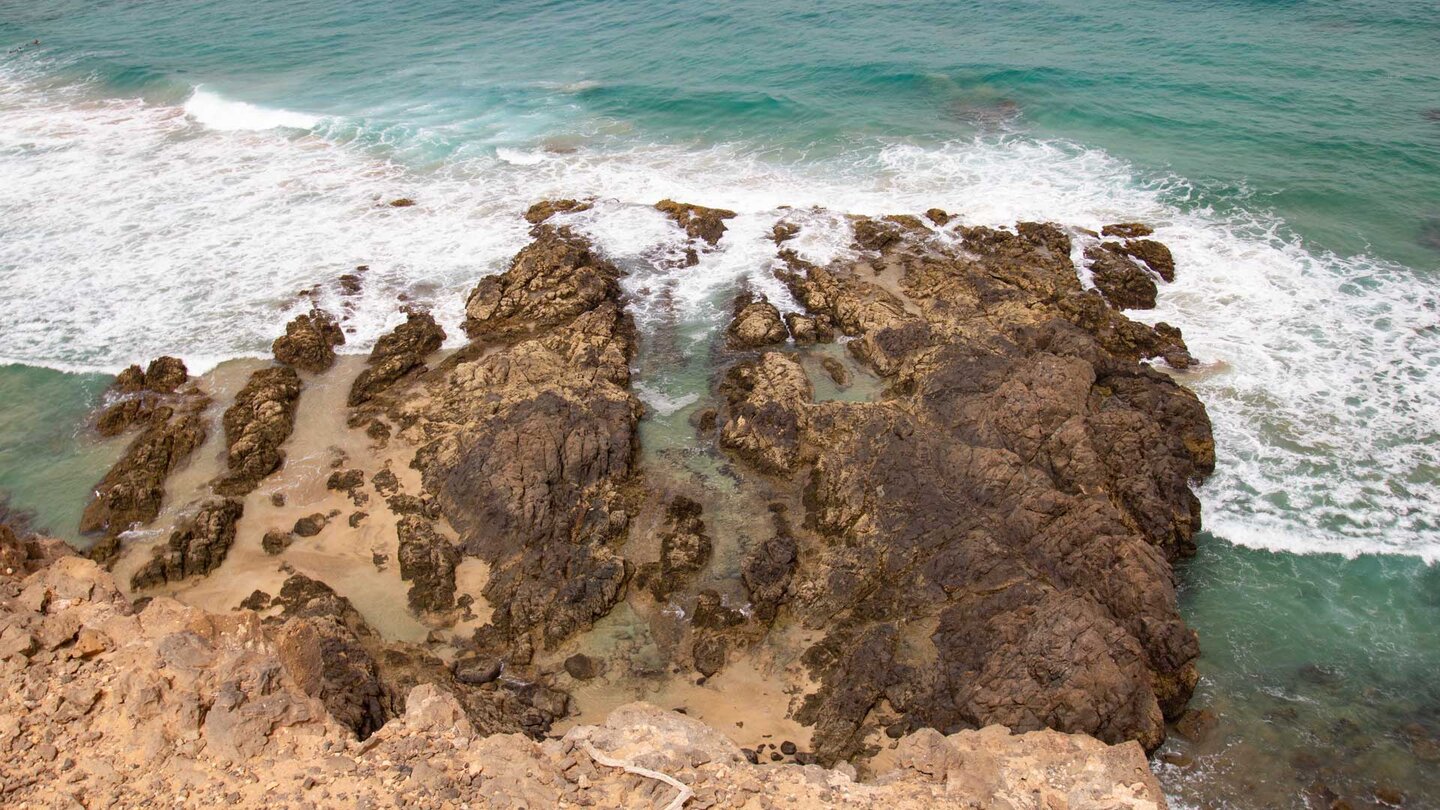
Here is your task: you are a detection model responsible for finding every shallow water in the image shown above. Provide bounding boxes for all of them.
[2,0,1439,803]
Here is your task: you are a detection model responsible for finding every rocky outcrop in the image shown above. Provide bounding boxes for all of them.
[731,219,1214,763]
[272,308,345,372]
[1087,243,1159,310]
[94,356,192,436]
[655,198,737,245]
[82,387,209,563]
[0,537,1167,809]
[213,365,302,496]
[727,295,789,349]
[523,198,593,224]
[396,515,460,612]
[397,226,640,661]
[347,309,445,406]
[461,225,621,339]
[130,498,243,589]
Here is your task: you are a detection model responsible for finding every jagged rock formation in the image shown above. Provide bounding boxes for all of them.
[347,309,445,406]
[705,219,1215,763]
[0,536,1167,809]
[461,225,622,339]
[213,365,302,495]
[130,498,243,589]
[523,197,593,224]
[655,198,737,246]
[396,515,460,612]
[636,496,712,600]
[82,358,209,564]
[727,294,790,349]
[272,308,345,372]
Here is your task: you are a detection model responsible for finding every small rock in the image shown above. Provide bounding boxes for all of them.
[453,656,502,685]
[327,469,364,491]
[780,741,797,755]
[293,513,328,537]
[349,512,368,528]
[262,530,293,555]
[390,198,415,207]
[563,654,598,681]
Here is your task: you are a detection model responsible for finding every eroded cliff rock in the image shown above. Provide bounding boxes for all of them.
[0,534,1167,809]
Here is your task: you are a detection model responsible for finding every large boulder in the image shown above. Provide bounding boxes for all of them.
[272,308,345,373]
[462,225,621,339]
[726,296,789,349]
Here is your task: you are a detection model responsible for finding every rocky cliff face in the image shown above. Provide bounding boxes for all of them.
[0,529,1166,809]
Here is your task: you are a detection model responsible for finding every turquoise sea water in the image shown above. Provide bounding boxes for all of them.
[2,1,1438,805]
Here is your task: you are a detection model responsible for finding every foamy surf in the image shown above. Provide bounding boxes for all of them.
[183,87,320,131]
[0,68,1436,562]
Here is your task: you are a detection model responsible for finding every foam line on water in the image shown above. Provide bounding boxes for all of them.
[183,87,321,131]
[1,69,1437,560]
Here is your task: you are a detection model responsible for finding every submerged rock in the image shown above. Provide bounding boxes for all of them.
[396,515,460,612]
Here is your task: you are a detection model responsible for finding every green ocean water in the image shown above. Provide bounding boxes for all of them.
[2,0,1439,805]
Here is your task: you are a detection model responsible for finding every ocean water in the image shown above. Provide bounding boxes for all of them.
[1,0,1438,805]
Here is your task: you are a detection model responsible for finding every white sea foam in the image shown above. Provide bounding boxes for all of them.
[1,70,1437,560]
[183,87,320,131]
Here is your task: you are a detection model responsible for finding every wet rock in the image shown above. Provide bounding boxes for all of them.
[693,635,726,678]
[462,225,622,339]
[1173,708,1219,743]
[1101,223,1154,239]
[925,208,951,226]
[784,312,821,345]
[262,530,293,555]
[327,469,364,491]
[238,589,271,610]
[82,403,208,559]
[727,296,789,349]
[563,653,599,681]
[655,199,736,246]
[372,467,400,496]
[95,356,193,436]
[347,309,445,406]
[821,356,851,387]
[348,511,368,528]
[692,590,746,631]
[741,525,797,624]
[1086,244,1158,310]
[1117,239,1177,282]
[852,215,925,252]
[1374,785,1405,806]
[453,656,502,685]
[756,219,1212,763]
[396,515,460,613]
[131,499,244,589]
[293,513,328,537]
[771,221,800,243]
[390,198,415,207]
[213,365,302,496]
[643,497,711,600]
[272,309,345,373]
[523,198,592,224]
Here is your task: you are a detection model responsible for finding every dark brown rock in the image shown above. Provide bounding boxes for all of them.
[327,469,365,491]
[1086,244,1158,310]
[655,199,737,246]
[820,356,851,388]
[131,499,244,589]
[754,219,1212,763]
[925,208,951,226]
[348,309,445,406]
[292,513,328,537]
[563,653,599,680]
[82,402,208,559]
[644,497,711,600]
[453,656,502,685]
[1117,239,1177,283]
[693,635,726,678]
[272,309,345,373]
[396,515,460,613]
[262,530,292,555]
[213,365,302,496]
